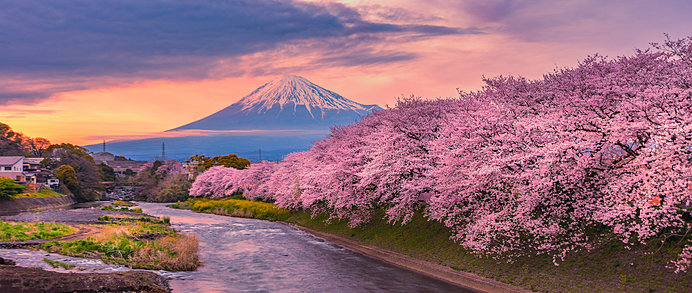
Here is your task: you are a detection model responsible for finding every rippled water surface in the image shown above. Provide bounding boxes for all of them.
[137,202,475,293]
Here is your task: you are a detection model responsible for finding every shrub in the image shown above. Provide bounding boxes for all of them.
[0,178,25,200]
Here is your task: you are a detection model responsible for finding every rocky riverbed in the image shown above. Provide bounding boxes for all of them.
[0,204,175,292]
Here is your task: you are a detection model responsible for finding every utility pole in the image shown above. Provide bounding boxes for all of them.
[103,140,106,153]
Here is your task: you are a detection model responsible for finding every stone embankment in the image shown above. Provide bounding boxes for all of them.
[0,196,75,216]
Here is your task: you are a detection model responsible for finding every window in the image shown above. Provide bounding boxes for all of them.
[3,166,10,171]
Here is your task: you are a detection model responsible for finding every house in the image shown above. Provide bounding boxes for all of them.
[0,156,26,182]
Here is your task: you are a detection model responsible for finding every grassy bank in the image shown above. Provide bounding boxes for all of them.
[10,187,66,199]
[42,219,198,271]
[286,210,691,293]
[171,197,290,221]
[0,221,75,241]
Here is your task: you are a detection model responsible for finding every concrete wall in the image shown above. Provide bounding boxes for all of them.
[0,196,76,216]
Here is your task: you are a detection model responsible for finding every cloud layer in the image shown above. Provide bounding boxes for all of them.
[0,0,471,105]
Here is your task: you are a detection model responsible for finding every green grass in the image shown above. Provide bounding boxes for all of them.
[43,257,76,270]
[41,221,198,271]
[112,200,134,207]
[172,197,290,221]
[0,221,75,241]
[10,187,66,199]
[285,209,692,293]
[101,206,143,213]
[97,215,170,225]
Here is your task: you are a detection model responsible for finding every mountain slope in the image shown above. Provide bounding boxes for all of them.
[171,75,381,131]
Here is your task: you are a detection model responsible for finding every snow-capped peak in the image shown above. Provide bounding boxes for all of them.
[237,75,370,118]
[170,75,381,131]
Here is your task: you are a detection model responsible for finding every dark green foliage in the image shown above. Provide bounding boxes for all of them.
[55,165,79,193]
[201,154,250,170]
[43,144,103,202]
[0,178,25,200]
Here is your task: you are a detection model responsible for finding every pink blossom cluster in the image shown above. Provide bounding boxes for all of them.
[191,36,692,270]
[188,162,278,199]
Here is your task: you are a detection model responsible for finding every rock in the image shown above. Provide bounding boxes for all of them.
[0,265,170,292]
[0,257,16,266]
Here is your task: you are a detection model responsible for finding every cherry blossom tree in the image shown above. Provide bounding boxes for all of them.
[189,35,692,271]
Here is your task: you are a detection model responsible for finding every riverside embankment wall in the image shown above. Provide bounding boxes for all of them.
[0,196,76,216]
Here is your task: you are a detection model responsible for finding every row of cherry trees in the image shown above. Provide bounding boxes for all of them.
[190,36,692,271]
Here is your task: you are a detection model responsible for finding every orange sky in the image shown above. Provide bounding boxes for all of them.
[1,0,691,145]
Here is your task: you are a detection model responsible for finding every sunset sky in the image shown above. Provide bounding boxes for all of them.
[1,0,691,145]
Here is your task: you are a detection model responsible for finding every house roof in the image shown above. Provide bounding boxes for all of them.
[0,156,24,166]
[23,157,44,164]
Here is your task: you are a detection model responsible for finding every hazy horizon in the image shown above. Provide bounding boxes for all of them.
[1,0,691,145]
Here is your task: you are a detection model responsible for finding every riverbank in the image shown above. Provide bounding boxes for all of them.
[176,198,692,292]
[289,223,527,293]
[0,203,203,292]
[286,210,692,293]
[0,195,75,216]
[0,256,169,293]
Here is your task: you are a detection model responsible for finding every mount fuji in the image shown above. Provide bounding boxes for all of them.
[85,76,381,161]
[172,75,381,131]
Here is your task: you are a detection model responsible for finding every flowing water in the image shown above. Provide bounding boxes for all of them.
[138,202,476,293]
[1,202,477,292]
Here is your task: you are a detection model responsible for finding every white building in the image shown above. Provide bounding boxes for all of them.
[0,156,26,182]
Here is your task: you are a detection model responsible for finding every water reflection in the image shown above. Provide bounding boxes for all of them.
[138,202,476,293]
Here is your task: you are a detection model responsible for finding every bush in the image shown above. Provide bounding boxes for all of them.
[0,178,26,200]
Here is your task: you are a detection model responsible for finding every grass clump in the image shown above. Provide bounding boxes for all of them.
[0,221,75,241]
[43,257,76,270]
[112,200,134,207]
[173,197,290,221]
[41,222,198,271]
[101,206,143,213]
[97,215,170,225]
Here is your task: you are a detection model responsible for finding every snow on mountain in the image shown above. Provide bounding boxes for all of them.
[171,75,381,131]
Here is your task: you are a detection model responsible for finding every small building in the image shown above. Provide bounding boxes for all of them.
[0,156,26,182]
[47,178,60,188]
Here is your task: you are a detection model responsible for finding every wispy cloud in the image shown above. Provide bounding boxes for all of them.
[0,0,473,105]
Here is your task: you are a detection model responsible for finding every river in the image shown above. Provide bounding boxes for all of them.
[137,202,476,293]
